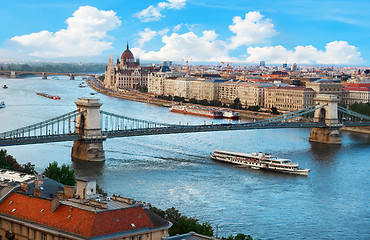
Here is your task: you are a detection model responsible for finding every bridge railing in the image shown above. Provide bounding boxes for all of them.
[0,110,85,140]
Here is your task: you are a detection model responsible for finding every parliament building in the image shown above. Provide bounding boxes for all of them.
[104,43,153,90]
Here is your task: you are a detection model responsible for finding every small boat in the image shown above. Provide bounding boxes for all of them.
[0,101,5,108]
[90,92,97,95]
[211,149,310,176]
[51,77,59,80]
[2,84,7,89]
[79,83,86,88]
[222,110,239,120]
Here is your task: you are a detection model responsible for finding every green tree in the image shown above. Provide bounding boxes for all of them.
[230,98,243,110]
[43,161,76,186]
[199,99,210,106]
[189,98,198,104]
[271,106,279,115]
[0,149,36,174]
[98,74,105,82]
[221,233,260,240]
[247,105,260,112]
[150,206,213,236]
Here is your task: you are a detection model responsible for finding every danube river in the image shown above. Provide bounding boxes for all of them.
[0,76,369,239]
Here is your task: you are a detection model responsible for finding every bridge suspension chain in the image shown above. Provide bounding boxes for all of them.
[337,105,370,122]
[100,110,178,132]
[0,110,85,140]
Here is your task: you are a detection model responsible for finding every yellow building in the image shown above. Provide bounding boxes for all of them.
[237,82,274,107]
[265,86,315,112]
[189,79,226,101]
[305,79,342,95]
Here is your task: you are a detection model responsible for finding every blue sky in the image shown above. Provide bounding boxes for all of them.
[1,0,369,65]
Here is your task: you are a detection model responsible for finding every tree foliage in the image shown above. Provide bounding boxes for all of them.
[271,106,280,115]
[221,233,261,240]
[150,206,213,236]
[349,102,370,116]
[229,98,243,110]
[0,149,37,174]
[43,161,76,186]
[98,75,105,82]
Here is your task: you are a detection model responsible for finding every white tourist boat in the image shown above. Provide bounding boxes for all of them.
[210,149,310,175]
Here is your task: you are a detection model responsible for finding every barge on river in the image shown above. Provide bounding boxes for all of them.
[210,149,309,175]
[170,105,223,119]
[36,92,61,100]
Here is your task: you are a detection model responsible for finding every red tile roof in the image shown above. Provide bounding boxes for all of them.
[342,83,370,88]
[268,86,314,91]
[343,87,370,92]
[0,193,167,238]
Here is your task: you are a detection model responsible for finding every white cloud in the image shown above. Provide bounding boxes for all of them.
[131,31,231,62]
[173,24,182,32]
[136,28,170,48]
[135,0,186,22]
[10,6,121,58]
[228,11,277,49]
[137,28,158,48]
[158,28,170,36]
[246,41,363,64]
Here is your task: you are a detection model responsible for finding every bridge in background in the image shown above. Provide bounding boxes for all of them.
[0,70,96,80]
[0,95,369,161]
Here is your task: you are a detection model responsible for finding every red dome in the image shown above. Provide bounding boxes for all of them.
[121,43,134,61]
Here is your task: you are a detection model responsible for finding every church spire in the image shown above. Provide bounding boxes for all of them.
[126,41,129,50]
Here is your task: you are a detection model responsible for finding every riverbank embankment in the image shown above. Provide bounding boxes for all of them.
[87,78,370,133]
[86,78,275,120]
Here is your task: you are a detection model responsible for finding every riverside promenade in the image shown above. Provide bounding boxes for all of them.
[86,77,275,120]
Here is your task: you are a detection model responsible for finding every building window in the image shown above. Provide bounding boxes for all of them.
[137,235,142,240]
[11,222,14,232]
[41,232,47,240]
[34,229,36,239]
[130,236,135,240]
[19,225,23,235]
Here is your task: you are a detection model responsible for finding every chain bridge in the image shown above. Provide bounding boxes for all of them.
[0,95,369,161]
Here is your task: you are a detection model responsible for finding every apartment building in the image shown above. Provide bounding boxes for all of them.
[0,171,171,240]
[189,78,226,101]
[265,86,315,112]
[237,82,274,107]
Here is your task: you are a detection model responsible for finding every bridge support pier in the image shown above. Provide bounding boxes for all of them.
[309,94,342,144]
[72,141,105,162]
[41,72,47,79]
[71,98,106,162]
[309,127,342,144]
[69,74,75,80]
[10,71,16,78]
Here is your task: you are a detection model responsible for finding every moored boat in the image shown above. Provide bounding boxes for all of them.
[2,84,7,89]
[0,101,5,108]
[222,110,239,120]
[170,105,223,119]
[210,149,309,175]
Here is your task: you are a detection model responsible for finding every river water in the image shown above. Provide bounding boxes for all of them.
[0,76,369,239]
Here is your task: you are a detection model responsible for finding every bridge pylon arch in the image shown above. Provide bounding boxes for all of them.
[309,94,342,144]
[71,98,106,162]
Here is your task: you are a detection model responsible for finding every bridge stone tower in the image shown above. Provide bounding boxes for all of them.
[309,94,342,144]
[71,98,106,162]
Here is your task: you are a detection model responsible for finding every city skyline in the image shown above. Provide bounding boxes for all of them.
[1,0,369,65]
